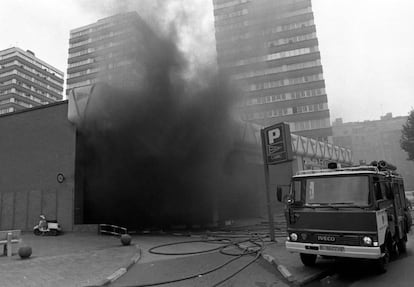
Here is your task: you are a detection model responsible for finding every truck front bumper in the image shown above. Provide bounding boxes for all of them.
[286,241,382,259]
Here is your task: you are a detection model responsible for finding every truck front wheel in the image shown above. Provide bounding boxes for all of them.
[376,243,390,273]
[300,253,317,266]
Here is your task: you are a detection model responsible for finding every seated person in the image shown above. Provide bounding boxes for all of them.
[39,215,48,231]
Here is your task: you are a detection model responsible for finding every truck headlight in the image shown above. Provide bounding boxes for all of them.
[290,233,298,241]
[362,236,372,245]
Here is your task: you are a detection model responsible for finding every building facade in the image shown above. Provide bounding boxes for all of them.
[332,113,414,190]
[0,102,75,231]
[66,12,149,94]
[213,0,331,141]
[0,47,64,115]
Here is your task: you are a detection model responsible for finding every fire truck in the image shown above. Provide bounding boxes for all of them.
[277,160,412,272]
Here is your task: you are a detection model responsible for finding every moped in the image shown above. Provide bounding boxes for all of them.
[33,219,62,236]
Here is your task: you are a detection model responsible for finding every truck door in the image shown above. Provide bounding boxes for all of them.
[375,178,394,235]
[392,182,404,239]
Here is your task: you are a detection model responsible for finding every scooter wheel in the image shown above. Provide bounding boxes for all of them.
[33,229,41,236]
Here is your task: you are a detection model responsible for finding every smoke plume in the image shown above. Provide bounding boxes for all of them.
[74,0,262,228]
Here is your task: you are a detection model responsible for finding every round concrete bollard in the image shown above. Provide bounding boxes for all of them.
[120,234,132,246]
[18,246,32,259]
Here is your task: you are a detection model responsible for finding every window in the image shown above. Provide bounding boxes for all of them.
[304,176,370,206]
[293,181,302,202]
[0,107,14,114]
[374,179,383,200]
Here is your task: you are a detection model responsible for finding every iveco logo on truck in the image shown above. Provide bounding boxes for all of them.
[277,160,412,273]
[317,235,336,242]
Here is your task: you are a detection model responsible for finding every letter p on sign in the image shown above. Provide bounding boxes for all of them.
[268,128,281,144]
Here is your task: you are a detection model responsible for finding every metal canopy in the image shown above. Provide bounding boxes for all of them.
[291,134,352,165]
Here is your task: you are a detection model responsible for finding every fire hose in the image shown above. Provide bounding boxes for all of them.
[122,235,266,287]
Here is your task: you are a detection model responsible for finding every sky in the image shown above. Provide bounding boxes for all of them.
[1,0,413,123]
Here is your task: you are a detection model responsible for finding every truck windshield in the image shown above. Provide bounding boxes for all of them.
[303,176,370,206]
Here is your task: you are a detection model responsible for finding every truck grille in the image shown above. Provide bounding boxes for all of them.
[312,234,361,246]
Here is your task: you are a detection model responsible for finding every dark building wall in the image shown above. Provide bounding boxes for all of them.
[0,102,76,231]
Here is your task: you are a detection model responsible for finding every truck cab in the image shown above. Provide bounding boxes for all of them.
[278,161,412,272]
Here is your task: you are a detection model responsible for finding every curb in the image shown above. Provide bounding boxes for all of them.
[260,252,332,286]
[239,243,330,286]
[261,253,296,283]
[238,243,295,283]
[96,244,142,286]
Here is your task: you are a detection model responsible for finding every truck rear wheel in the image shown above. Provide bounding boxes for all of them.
[390,239,399,259]
[300,253,317,266]
[397,236,407,254]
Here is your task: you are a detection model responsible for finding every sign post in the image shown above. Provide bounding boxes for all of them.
[260,122,292,242]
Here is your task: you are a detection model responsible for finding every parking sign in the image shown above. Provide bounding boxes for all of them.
[261,122,293,165]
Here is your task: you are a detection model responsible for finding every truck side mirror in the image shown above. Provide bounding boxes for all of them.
[276,186,283,202]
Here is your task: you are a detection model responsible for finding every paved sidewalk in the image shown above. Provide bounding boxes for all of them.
[0,232,139,287]
[0,226,331,287]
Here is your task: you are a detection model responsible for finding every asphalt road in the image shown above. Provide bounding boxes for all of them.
[110,250,289,287]
[307,231,414,287]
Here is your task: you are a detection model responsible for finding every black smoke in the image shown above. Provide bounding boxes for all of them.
[73,7,263,229]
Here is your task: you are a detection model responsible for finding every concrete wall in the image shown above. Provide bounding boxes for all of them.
[0,102,76,231]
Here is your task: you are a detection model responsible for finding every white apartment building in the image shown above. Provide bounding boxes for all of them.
[0,47,64,114]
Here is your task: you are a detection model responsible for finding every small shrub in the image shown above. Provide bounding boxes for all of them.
[120,234,132,246]
[18,246,32,259]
